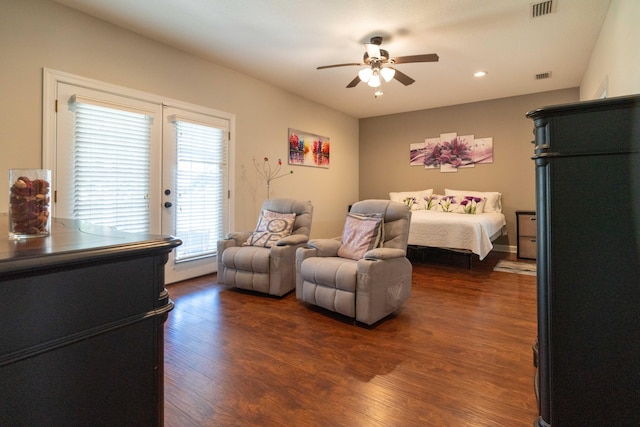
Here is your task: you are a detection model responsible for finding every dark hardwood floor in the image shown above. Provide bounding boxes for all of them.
[164,250,538,426]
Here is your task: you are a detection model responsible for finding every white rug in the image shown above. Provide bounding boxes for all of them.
[493,260,537,276]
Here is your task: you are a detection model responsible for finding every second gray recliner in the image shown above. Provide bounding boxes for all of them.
[296,199,412,325]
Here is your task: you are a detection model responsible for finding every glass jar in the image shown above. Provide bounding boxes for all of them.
[8,169,52,239]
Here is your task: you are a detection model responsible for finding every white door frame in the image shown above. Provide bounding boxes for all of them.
[42,68,236,284]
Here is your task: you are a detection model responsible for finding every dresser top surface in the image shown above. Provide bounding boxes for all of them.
[0,214,181,274]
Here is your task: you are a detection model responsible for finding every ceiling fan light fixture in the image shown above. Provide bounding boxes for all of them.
[380,67,395,82]
[317,35,438,90]
[367,70,381,88]
[358,67,372,83]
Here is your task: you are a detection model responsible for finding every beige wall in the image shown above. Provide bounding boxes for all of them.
[3,0,636,246]
[0,0,359,238]
[358,0,640,252]
[359,89,579,249]
[581,0,640,100]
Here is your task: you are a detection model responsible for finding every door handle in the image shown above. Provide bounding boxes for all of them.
[164,202,172,208]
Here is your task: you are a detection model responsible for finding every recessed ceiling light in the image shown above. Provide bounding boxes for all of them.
[474,71,487,77]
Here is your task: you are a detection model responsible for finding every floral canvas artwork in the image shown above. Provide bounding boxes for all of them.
[410,132,493,172]
[409,142,425,166]
[440,133,473,173]
[422,137,441,169]
[288,128,330,168]
[472,137,494,164]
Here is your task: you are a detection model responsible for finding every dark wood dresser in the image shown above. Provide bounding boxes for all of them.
[527,95,640,426]
[0,216,181,426]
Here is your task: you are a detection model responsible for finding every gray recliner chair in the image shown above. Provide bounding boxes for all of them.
[217,198,313,297]
[296,199,412,325]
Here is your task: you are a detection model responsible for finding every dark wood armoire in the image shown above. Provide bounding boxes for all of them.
[527,95,640,426]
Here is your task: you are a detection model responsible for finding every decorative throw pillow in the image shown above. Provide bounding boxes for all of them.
[244,210,296,248]
[459,196,487,215]
[426,194,487,214]
[427,194,464,212]
[425,194,445,211]
[337,212,384,260]
[451,196,486,214]
[389,189,433,210]
[444,189,502,213]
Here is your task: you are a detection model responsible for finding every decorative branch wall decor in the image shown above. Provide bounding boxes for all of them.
[410,133,493,172]
[253,157,293,199]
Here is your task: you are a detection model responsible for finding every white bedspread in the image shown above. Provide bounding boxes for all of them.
[407,211,507,260]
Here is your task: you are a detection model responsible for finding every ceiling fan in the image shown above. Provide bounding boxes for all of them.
[317,36,439,92]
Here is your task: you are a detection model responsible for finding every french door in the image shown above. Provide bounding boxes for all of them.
[161,107,229,283]
[46,70,231,284]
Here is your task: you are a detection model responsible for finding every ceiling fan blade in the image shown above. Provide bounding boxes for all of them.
[392,53,439,64]
[391,68,415,86]
[317,63,362,70]
[346,75,360,88]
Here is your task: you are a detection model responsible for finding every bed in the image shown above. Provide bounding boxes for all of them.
[407,210,506,260]
[389,188,507,264]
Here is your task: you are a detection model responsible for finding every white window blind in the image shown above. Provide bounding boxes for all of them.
[70,98,153,233]
[173,118,227,262]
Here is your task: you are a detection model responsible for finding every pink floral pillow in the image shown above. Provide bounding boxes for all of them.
[389,189,433,210]
[337,212,384,260]
[457,196,486,214]
[425,194,486,214]
[445,189,501,213]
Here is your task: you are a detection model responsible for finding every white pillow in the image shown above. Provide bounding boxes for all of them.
[445,189,502,213]
[389,189,433,210]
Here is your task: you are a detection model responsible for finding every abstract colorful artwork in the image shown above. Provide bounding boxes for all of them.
[288,128,330,168]
[409,132,493,172]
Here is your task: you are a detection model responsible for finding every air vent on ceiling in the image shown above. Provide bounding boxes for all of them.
[530,0,556,18]
[535,71,552,80]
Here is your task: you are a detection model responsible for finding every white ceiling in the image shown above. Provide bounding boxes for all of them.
[52,0,611,118]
